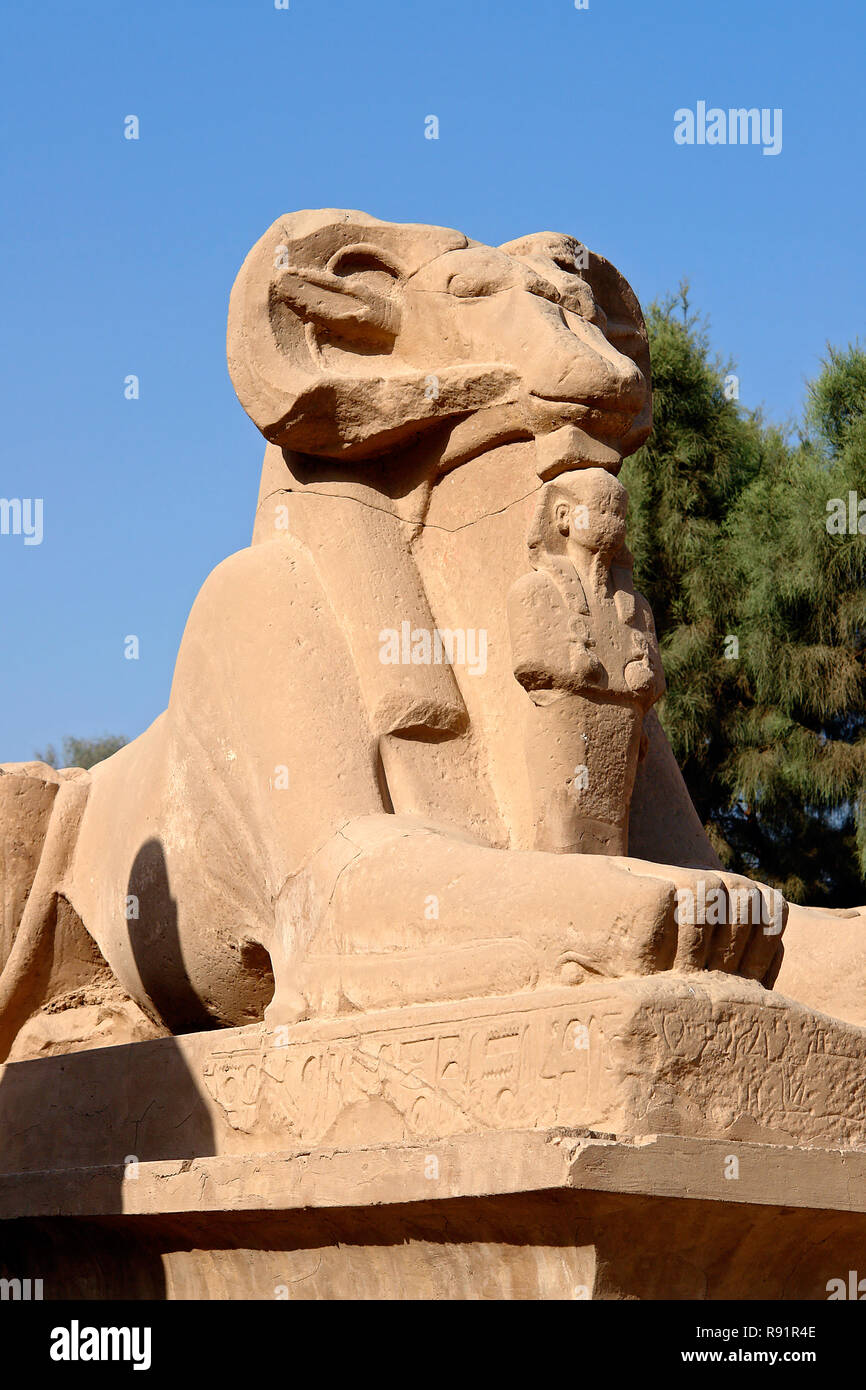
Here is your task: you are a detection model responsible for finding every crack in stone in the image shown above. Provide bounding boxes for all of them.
[257,481,544,535]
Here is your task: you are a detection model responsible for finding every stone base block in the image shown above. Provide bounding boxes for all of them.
[2,974,865,1299]
[2,1132,866,1299]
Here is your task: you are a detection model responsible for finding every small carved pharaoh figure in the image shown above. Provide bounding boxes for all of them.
[508,467,665,855]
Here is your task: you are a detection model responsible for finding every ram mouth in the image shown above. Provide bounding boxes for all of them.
[528,396,643,438]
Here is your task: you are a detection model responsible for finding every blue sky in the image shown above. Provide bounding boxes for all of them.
[1,0,863,760]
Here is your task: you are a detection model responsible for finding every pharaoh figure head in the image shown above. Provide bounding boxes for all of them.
[226,210,652,476]
[527,468,631,568]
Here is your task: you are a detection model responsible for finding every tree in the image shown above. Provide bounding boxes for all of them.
[621,289,866,905]
[35,735,127,771]
[723,343,866,903]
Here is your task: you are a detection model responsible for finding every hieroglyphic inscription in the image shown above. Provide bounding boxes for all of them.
[199,985,866,1150]
[647,1000,866,1142]
[200,995,630,1144]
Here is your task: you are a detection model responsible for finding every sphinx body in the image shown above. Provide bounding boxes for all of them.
[0,211,789,1060]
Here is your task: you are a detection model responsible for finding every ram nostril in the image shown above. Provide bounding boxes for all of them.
[238,937,276,1016]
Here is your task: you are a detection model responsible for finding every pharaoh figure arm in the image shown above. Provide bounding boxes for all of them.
[508,570,598,699]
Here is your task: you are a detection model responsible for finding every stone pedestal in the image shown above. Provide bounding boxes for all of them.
[2,975,865,1299]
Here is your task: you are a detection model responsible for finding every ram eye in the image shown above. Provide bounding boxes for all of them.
[447,273,488,298]
[526,280,561,306]
[560,283,607,329]
[327,245,402,288]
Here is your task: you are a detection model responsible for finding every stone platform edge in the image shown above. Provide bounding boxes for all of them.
[3,1128,866,1221]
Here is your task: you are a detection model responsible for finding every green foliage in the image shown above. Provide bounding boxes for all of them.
[622,289,866,905]
[35,734,127,771]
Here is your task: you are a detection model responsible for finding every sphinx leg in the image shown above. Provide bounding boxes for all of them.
[0,767,90,1061]
[265,814,685,1022]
